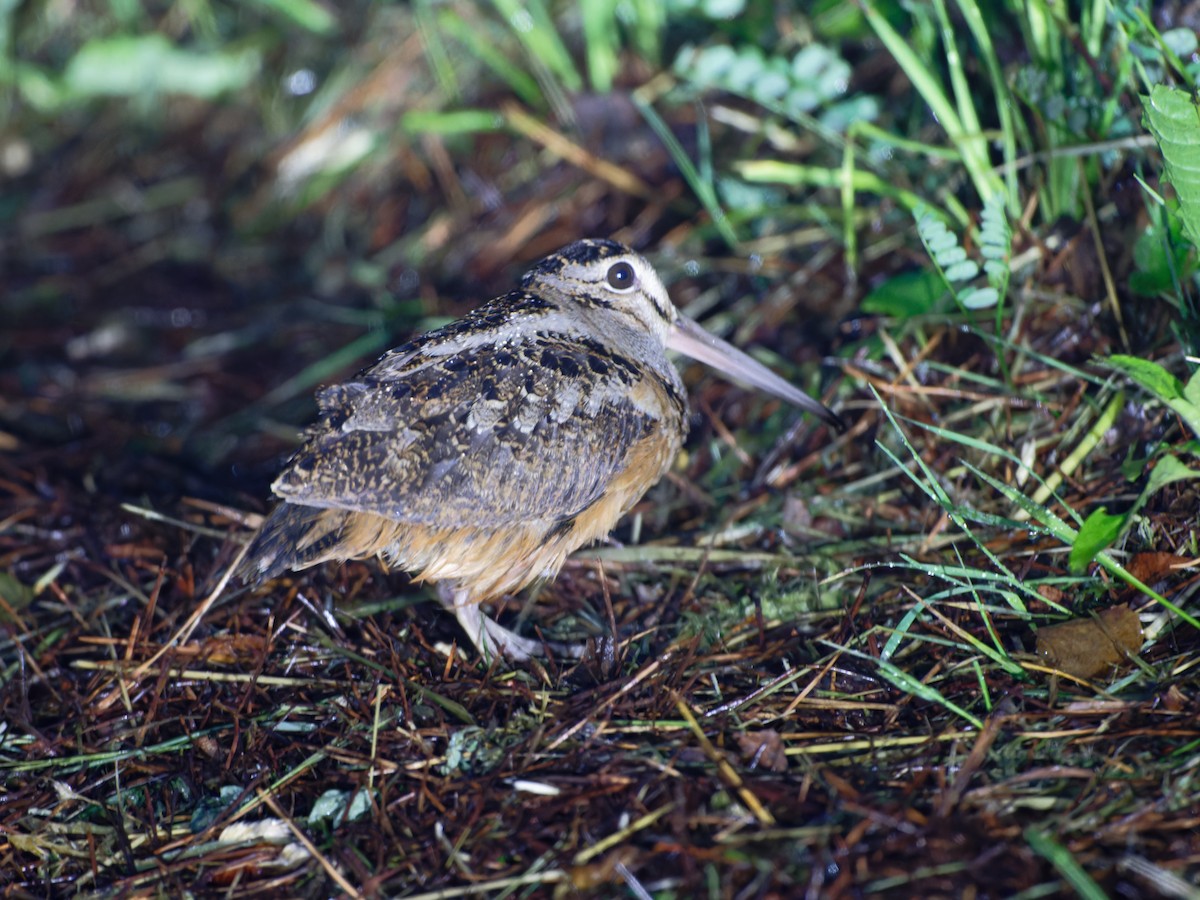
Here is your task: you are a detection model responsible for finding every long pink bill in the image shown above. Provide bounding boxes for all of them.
[667,315,844,431]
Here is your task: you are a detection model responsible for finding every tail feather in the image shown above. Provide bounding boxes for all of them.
[237,503,351,583]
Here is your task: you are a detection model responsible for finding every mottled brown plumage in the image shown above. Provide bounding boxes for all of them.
[240,239,841,661]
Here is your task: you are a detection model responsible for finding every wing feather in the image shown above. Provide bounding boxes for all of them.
[269,336,683,532]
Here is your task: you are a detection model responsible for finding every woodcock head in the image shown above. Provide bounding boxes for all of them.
[518,240,844,432]
[241,238,841,662]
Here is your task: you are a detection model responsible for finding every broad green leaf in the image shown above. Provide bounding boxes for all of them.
[1144,453,1200,495]
[1107,356,1200,438]
[1183,369,1200,409]
[1160,394,1200,437]
[1142,85,1200,248]
[1069,507,1127,574]
[1129,222,1180,296]
[1162,27,1199,59]
[1105,355,1185,402]
[860,269,945,318]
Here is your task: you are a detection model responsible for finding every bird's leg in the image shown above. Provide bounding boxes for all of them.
[436,584,584,662]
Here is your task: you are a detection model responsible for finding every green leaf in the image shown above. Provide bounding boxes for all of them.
[63,34,259,99]
[1109,454,1200,558]
[1025,828,1109,900]
[978,192,1011,299]
[715,176,784,213]
[700,0,746,16]
[1120,446,1148,481]
[726,48,763,91]
[1142,85,1200,248]
[752,69,790,102]
[959,286,998,309]
[915,204,1002,312]
[926,230,957,254]
[488,0,582,92]
[1107,355,1200,436]
[1105,355,1186,402]
[0,573,34,620]
[1183,369,1200,409]
[307,788,373,825]
[937,246,968,267]
[785,85,820,114]
[1144,453,1200,496]
[1069,507,1127,574]
[13,61,69,112]
[675,40,867,128]
[247,0,337,34]
[678,44,732,83]
[819,95,881,131]
[943,259,979,282]
[1162,27,1199,59]
[860,269,945,318]
[1129,222,1181,296]
[580,0,620,92]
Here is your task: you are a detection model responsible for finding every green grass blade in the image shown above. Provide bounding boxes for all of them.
[634,93,739,249]
[416,0,459,100]
[736,159,950,223]
[1024,828,1108,900]
[831,642,985,730]
[952,0,1020,212]
[860,0,1002,206]
[435,9,542,106]
[580,0,619,93]
[966,462,1200,631]
[489,0,582,92]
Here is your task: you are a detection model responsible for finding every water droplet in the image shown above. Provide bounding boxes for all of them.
[395,269,420,295]
[286,68,317,96]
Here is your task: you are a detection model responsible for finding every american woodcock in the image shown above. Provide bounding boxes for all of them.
[239,239,842,661]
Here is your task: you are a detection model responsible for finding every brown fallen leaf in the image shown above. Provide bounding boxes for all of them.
[735,730,788,773]
[567,846,638,892]
[1036,606,1143,679]
[194,634,271,666]
[1036,583,1067,605]
[1125,551,1189,585]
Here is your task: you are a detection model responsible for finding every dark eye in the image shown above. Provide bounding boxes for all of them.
[605,261,635,291]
